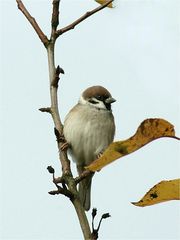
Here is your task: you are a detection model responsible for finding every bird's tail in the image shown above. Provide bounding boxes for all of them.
[77,165,93,211]
[79,176,92,211]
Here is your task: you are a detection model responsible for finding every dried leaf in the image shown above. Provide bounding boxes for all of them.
[86,118,178,171]
[95,0,114,8]
[132,179,180,207]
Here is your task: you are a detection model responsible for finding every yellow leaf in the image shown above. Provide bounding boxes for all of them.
[132,179,180,207]
[86,118,178,172]
[95,0,114,8]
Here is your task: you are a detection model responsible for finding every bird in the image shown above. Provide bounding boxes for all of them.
[63,85,116,211]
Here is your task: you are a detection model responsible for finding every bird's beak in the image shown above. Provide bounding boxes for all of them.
[105,97,116,104]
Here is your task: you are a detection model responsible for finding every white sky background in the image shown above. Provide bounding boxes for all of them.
[0,0,180,239]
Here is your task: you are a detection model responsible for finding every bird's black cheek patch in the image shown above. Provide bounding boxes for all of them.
[104,103,111,111]
[88,99,98,104]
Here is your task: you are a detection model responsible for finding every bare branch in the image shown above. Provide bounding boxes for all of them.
[16,0,49,47]
[39,107,51,113]
[97,213,111,232]
[56,0,114,37]
[48,187,73,199]
[51,0,60,29]
[53,176,63,184]
[53,169,93,188]
[51,65,64,88]
[51,0,60,39]
[91,209,111,239]
[75,170,93,185]
[47,165,73,198]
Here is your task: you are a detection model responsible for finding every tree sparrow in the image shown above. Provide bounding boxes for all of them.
[63,86,116,211]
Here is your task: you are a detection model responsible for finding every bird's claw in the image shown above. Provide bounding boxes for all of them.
[97,152,103,159]
[60,142,69,151]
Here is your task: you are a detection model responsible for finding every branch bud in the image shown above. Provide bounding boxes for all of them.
[92,208,97,219]
[47,166,55,174]
[101,213,111,219]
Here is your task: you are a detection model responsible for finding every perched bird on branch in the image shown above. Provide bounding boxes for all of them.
[63,86,116,211]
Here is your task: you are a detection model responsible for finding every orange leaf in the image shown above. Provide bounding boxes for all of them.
[86,118,178,172]
[132,179,180,207]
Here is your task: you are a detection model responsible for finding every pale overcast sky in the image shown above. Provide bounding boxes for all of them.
[0,0,180,239]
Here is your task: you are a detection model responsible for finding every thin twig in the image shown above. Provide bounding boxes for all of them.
[49,187,73,199]
[97,213,111,232]
[51,0,60,29]
[51,0,60,39]
[47,166,73,199]
[16,0,49,47]
[92,208,97,233]
[91,210,111,239]
[75,170,93,184]
[39,107,51,113]
[56,0,114,37]
[53,176,63,184]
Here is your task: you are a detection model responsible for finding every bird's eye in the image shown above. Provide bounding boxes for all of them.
[95,95,103,101]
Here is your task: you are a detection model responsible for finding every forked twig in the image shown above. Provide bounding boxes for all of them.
[16,0,49,46]
[56,0,114,37]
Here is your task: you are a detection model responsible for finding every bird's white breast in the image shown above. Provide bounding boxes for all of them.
[63,104,115,166]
